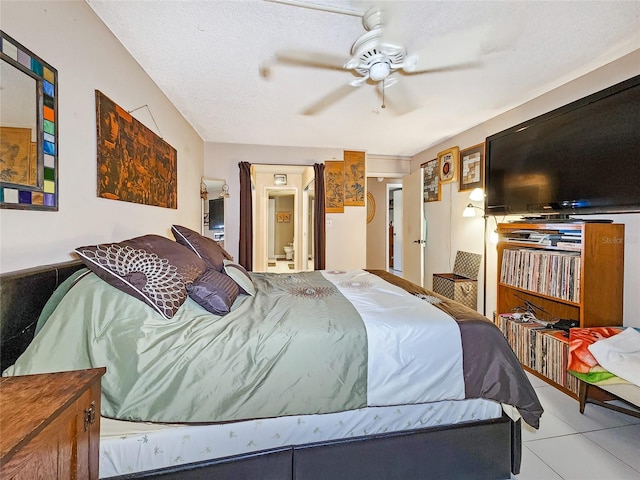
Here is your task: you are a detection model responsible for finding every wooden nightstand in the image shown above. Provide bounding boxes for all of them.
[0,368,106,479]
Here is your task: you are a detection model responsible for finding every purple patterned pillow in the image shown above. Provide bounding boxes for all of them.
[75,235,207,319]
[223,259,255,296]
[171,225,232,271]
[187,269,239,315]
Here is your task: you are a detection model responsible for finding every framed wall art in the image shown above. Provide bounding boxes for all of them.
[459,143,484,192]
[96,90,177,208]
[423,158,441,202]
[1,31,59,210]
[437,146,459,184]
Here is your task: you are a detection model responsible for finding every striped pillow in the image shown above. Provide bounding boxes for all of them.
[187,269,239,315]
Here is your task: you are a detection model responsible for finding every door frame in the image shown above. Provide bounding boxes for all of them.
[386,183,402,272]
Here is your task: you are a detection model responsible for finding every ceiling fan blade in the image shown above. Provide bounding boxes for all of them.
[402,60,482,75]
[405,25,488,73]
[377,78,416,116]
[302,83,358,115]
[275,49,350,71]
[376,2,406,48]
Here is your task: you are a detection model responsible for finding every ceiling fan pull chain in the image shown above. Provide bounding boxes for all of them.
[381,79,386,109]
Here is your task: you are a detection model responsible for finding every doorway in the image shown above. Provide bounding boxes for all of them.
[251,164,315,273]
[267,189,296,272]
[387,183,402,273]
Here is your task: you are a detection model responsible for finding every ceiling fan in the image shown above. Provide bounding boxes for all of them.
[262,2,484,115]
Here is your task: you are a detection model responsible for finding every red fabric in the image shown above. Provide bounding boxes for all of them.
[568,327,624,373]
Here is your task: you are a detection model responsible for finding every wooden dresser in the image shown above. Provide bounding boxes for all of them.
[0,368,106,479]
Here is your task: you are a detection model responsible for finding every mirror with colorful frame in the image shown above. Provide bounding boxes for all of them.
[0,31,58,210]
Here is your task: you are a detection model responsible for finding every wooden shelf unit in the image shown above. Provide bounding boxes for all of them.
[495,222,624,394]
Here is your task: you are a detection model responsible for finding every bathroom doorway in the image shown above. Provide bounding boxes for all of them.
[251,164,315,272]
[267,188,296,272]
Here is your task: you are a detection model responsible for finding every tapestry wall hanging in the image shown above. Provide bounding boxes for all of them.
[343,150,365,206]
[96,90,177,208]
[325,160,344,213]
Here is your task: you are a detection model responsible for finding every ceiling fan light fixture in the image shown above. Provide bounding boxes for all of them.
[369,62,390,82]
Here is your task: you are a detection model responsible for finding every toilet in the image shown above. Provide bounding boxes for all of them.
[284,243,294,260]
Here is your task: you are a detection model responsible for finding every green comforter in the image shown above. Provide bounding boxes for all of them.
[5,271,367,423]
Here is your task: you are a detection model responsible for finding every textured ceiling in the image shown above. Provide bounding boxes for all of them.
[86,0,640,157]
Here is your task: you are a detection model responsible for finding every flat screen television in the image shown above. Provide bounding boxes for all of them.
[485,74,640,218]
[208,198,224,230]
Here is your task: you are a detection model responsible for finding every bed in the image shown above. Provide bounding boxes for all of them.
[0,226,543,479]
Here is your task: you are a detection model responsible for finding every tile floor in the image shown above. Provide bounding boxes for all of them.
[266,258,296,273]
[513,372,640,479]
[266,258,314,273]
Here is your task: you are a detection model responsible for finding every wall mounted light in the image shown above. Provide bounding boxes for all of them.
[462,203,484,217]
[219,183,230,198]
[274,174,287,185]
[468,188,484,202]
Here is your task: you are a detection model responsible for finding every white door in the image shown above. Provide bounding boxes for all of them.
[402,167,425,286]
[392,189,403,271]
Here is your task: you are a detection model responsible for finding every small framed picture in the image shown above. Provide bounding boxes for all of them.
[459,143,485,192]
[437,146,459,184]
[274,174,287,185]
[422,158,441,202]
[283,212,291,223]
[277,212,284,223]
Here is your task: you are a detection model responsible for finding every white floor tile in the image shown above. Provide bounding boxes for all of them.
[604,400,640,424]
[535,385,636,433]
[584,424,640,472]
[522,409,577,442]
[525,434,640,480]
[525,371,549,389]
[512,445,563,480]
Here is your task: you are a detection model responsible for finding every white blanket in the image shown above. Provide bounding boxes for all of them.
[323,270,465,404]
[588,327,640,386]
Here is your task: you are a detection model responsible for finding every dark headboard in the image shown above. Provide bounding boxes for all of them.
[0,259,85,371]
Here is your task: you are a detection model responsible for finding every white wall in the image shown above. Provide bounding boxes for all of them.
[204,142,366,270]
[412,50,640,327]
[0,1,204,273]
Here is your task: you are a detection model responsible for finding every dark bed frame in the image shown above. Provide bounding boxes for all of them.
[0,260,522,480]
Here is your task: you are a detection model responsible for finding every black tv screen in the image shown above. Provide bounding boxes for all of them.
[208,198,224,230]
[485,74,640,217]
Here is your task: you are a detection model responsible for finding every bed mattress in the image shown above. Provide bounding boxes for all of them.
[99,398,502,478]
